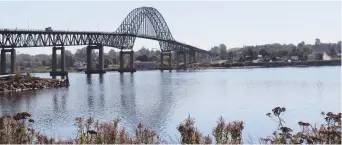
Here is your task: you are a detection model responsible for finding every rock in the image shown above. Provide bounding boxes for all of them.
[0,76,69,93]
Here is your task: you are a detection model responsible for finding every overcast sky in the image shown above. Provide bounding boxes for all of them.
[0,0,341,55]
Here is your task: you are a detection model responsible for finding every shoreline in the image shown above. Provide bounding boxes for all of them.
[205,59,341,69]
[19,60,341,74]
[0,75,69,93]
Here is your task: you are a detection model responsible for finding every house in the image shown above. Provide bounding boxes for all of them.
[290,56,299,61]
[282,56,289,61]
[322,52,331,60]
[337,53,341,58]
[252,59,260,63]
[312,43,335,59]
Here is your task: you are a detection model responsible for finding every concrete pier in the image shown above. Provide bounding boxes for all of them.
[118,50,136,73]
[175,51,187,68]
[85,44,106,74]
[197,52,201,62]
[160,51,172,70]
[190,50,196,63]
[0,48,16,75]
[50,46,68,78]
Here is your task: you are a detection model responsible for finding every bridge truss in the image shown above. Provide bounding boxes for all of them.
[0,7,209,54]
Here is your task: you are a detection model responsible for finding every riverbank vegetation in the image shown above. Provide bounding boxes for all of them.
[10,39,341,73]
[0,107,340,144]
[208,59,341,68]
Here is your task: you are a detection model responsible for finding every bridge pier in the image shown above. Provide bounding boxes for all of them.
[85,45,106,74]
[50,46,68,78]
[0,48,16,75]
[176,51,187,69]
[160,51,172,71]
[190,50,196,63]
[118,50,136,73]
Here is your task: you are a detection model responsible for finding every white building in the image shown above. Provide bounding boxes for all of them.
[322,52,331,60]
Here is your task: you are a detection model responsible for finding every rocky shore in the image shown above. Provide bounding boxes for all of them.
[0,75,69,93]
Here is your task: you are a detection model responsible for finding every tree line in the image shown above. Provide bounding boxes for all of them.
[8,38,342,69]
[209,39,341,62]
[13,47,162,68]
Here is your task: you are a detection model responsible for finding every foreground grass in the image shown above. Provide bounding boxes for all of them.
[0,107,340,144]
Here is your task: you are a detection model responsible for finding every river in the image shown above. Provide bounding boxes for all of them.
[0,66,341,143]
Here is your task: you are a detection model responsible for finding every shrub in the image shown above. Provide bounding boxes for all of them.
[261,107,341,144]
[0,107,340,144]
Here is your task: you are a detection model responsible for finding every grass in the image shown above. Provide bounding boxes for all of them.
[0,107,340,144]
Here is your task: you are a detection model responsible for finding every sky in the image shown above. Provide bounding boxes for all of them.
[0,0,341,55]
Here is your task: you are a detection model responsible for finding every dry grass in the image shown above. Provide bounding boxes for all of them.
[0,107,340,144]
[260,107,341,144]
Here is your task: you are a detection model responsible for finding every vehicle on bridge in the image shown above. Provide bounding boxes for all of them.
[45,27,53,32]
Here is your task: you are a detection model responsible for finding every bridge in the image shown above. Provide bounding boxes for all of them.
[0,7,210,76]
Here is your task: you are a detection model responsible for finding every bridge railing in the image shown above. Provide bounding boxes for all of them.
[0,28,115,34]
[0,28,210,53]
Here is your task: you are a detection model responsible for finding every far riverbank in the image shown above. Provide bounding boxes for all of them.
[206,59,341,69]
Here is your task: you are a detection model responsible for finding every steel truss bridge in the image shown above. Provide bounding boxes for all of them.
[0,7,209,54]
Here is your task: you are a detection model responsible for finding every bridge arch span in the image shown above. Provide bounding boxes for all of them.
[112,7,175,51]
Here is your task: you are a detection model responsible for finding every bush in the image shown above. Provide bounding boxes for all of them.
[0,107,340,144]
[261,107,341,144]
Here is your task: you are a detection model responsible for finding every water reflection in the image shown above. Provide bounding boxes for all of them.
[0,67,340,142]
[86,74,106,115]
[52,88,68,117]
[99,74,105,113]
[53,91,58,114]
[0,92,30,115]
[120,73,137,129]
[151,72,174,133]
[86,75,94,114]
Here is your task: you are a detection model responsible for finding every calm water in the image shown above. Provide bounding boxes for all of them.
[0,67,341,142]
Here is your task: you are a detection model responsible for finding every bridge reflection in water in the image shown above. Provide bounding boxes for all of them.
[0,67,340,142]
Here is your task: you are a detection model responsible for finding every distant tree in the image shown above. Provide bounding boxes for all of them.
[154,50,161,57]
[303,46,310,54]
[247,48,255,59]
[259,49,268,57]
[149,56,158,61]
[107,49,117,64]
[302,46,310,60]
[42,60,46,66]
[227,51,234,62]
[136,55,149,61]
[137,47,150,56]
[337,41,341,53]
[209,46,220,57]
[74,47,96,62]
[64,50,74,68]
[330,47,337,58]
[219,44,228,59]
[104,55,113,66]
[315,38,321,46]
[297,41,305,49]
